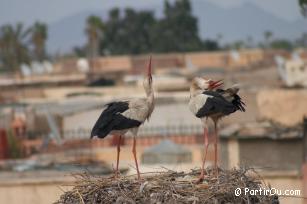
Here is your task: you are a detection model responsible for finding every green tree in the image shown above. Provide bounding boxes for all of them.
[299,0,307,16]
[0,23,31,71]
[152,0,202,52]
[202,40,220,51]
[264,31,273,49]
[96,0,213,54]
[270,39,293,50]
[73,46,87,57]
[31,22,47,61]
[102,8,156,55]
[85,15,104,58]
[101,8,121,55]
[122,9,156,54]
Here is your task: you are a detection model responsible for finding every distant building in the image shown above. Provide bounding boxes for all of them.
[276,57,307,87]
[219,121,303,171]
[219,120,306,204]
[141,139,192,164]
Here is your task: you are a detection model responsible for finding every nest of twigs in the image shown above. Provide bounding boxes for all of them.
[55,167,279,204]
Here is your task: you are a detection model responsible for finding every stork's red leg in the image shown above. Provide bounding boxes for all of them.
[115,135,122,178]
[132,136,141,180]
[198,126,209,182]
[213,121,219,176]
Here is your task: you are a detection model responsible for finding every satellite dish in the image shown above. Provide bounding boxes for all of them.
[31,61,44,75]
[20,64,32,77]
[230,50,240,61]
[77,58,89,73]
[43,61,53,73]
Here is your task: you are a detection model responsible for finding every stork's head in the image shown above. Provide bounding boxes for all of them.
[206,78,223,90]
[191,77,223,91]
[143,56,153,94]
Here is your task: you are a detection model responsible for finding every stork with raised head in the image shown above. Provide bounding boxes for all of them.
[90,57,154,180]
[189,77,245,181]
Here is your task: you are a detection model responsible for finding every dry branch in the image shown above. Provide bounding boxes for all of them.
[55,167,279,204]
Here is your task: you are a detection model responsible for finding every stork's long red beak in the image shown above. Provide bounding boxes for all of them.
[147,56,152,83]
[209,79,223,89]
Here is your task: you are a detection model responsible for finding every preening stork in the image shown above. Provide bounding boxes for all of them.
[189,77,245,181]
[90,57,154,180]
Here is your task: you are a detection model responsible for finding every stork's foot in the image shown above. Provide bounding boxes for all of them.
[110,171,121,179]
[213,167,220,178]
[115,171,121,179]
[134,175,145,183]
[111,165,121,179]
[194,169,208,184]
[195,175,207,184]
[136,174,142,181]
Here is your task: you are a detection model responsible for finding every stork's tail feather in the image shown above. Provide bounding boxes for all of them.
[233,94,246,112]
[90,128,110,139]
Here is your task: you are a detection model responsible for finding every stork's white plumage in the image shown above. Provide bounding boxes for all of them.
[189,77,245,181]
[91,57,154,180]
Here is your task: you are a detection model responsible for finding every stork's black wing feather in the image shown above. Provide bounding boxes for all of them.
[90,101,141,139]
[196,95,237,118]
[209,89,245,111]
[196,90,245,118]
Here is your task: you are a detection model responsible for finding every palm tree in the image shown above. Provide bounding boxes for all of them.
[85,15,104,58]
[31,22,47,61]
[264,31,273,49]
[0,23,31,72]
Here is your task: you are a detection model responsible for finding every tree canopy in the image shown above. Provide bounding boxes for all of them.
[0,21,48,71]
[78,0,218,56]
[0,23,31,71]
[86,15,104,58]
[299,0,307,16]
[31,22,48,61]
[150,0,202,53]
[101,8,156,55]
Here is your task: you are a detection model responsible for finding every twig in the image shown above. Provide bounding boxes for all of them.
[76,190,85,204]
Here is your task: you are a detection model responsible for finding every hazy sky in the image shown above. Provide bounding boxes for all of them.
[0,0,304,26]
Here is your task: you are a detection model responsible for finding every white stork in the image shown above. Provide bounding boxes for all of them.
[189,77,245,181]
[91,57,154,180]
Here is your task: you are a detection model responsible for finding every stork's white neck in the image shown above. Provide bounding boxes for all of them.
[145,83,154,121]
[190,85,203,98]
[146,87,154,104]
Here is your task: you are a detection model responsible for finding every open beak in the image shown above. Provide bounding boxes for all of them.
[147,56,152,83]
[209,79,223,89]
